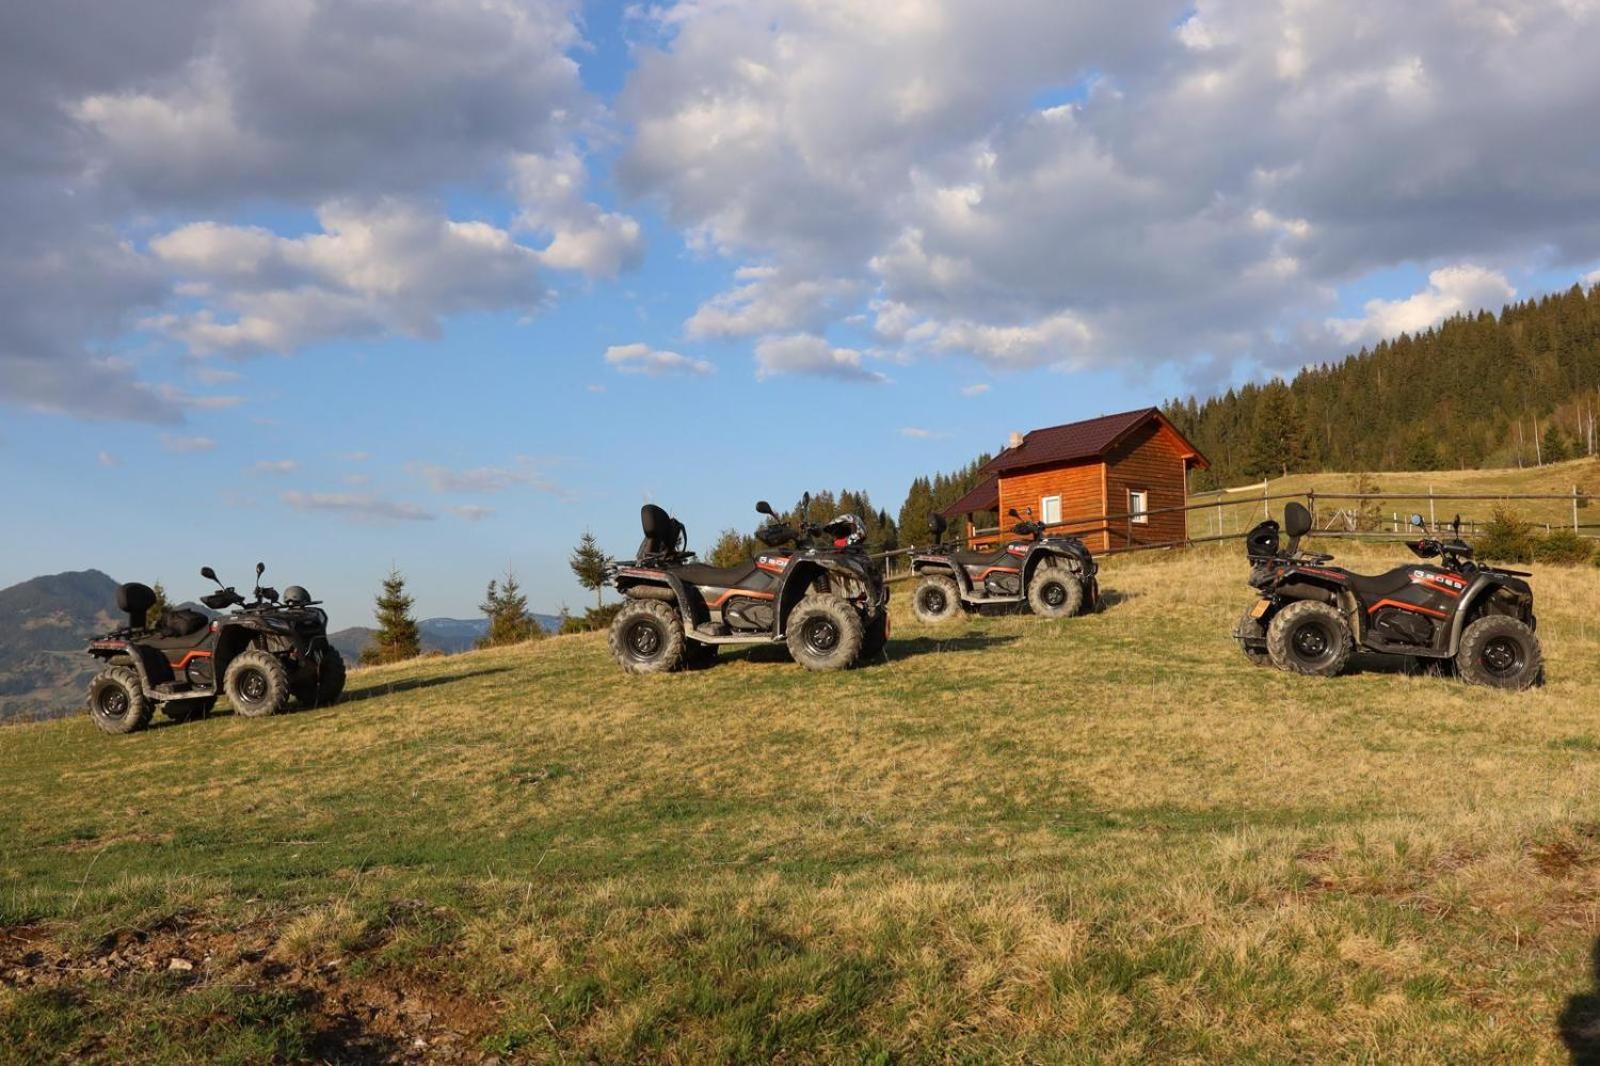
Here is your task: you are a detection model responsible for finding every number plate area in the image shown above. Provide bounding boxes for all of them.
[1250,599,1271,619]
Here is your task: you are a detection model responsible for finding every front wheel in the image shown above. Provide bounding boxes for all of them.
[786,593,865,671]
[1266,600,1352,677]
[1456,615,1542,690]
[1234,606,1272,667]
[608,600,686,674]
[224,650,292,718]
[911,575,962,624]
[1027,561,1083,619]
[87,666,153,735]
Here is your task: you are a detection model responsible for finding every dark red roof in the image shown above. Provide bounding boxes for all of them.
[941,475,999,517]
[977,407,1207,476]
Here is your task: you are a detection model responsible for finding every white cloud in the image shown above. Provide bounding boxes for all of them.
[1325,265,1516,347]
[961,383,991,397]
[1583,268,1600,287]
[685,267,860,339]
[147,201,547,357]
[282,490,434,522]
[604,342,714,377]
[253,459,298,474]
[450,504,495,521]
[97,451,122,468]
[511,151,645,278]
[620,0,1600,381]
[753,334,887,383]
[160,434,215,453]
[900,426,946,440]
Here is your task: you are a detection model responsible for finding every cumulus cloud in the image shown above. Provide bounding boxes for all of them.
[1325,266,1516,347]
[146,201,548,357]
[604,342,714,377]
[753,334,887,383]
[620,0,1600,379]
[685,266,860,339]
[282,490,434,522]
[1,0,630,420]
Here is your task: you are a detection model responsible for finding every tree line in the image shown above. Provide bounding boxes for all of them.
[1165,282,1600,489]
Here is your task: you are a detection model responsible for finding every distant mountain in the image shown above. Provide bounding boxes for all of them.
[327,614,562,663]
[0,570,121,724]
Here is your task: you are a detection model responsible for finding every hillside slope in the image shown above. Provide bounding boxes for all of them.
[3,544,1600,1061]
[0,570,119,724]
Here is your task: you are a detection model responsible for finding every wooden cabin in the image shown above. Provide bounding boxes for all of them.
[942,407,1209,552]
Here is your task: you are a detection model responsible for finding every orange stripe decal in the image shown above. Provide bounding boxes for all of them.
[1366,598,1449,619]
[168,650,214,671]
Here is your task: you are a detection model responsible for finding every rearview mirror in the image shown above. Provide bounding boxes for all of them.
[200,566,218,583]
[927,512,948,536]
[1409,513,1425,528]
[1452,514,1462,534]
[255,562,265,576]
[756,500,774,516]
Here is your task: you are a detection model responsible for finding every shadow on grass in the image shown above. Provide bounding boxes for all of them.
[1560,938,1600,1063]
[338,667,512,705]
[1095,586,1136,611]
[869,633,1020,664]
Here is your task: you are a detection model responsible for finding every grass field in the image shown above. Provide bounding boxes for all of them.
[4,535,1600,1062]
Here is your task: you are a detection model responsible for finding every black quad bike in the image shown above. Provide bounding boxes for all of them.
[909,508,1099,624]
[606,497,891,673]
[1235,502,1542,689]
[85,563,346,734]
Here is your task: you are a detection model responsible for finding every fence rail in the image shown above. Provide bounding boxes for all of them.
[869,484,1596,571]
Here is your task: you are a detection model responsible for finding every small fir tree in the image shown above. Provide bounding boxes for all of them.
[362,568,421,664]
[147,580,172,628]
[478,569,539,648]
[568,530,610,610]
[1542,423,1571,463]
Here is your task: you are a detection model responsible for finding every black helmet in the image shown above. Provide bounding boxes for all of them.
[283,585,311,606]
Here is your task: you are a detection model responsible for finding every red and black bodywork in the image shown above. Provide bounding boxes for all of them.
[606,500,890,668]
[911,510,1098,614]
[85,565,342,730]
[1238,503,1537,668]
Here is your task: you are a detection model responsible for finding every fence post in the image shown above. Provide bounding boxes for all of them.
[1263,481,1269,519]
[1307,489,1317,530]
[1429,485,1435,531]
[1575,485,1581,532]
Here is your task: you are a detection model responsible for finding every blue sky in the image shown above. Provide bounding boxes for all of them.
[3,0,1599,624]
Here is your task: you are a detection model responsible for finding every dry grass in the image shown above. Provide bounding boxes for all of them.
[3,536,1600,1061]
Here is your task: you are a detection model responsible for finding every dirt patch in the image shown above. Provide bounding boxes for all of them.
[1,916,497,1063]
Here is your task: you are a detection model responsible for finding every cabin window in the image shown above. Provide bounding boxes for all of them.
[1128,489,1149,524]
[1040,495,1062,525]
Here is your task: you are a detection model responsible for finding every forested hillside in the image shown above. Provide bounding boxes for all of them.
[1166,282,1600,489]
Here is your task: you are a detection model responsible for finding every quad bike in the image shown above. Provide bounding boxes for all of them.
[606,496,891,673]
[909,508,1098,623]
[1235,502,1542,689]
[84,563,346,734]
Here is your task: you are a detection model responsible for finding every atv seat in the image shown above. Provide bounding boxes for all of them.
[674,561,760,588]
[1345,567,1416,600]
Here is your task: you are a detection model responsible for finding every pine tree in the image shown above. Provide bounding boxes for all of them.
[568,531,610,610]
[709,528,752,567]
[1246,384,1304,478]
[1542,422,1572,463]
[362,568,421,665]
[147,581,171,628]
[479,569,539,648]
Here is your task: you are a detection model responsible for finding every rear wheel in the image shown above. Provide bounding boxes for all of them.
[162,698,215,723]
[609,600,686,674]
[1456,615,1542,690]
[1027,561,1083,619]
[786,593,864,671]
[1234,606,1272,667]
[860,611,890,660]
[87,666,152,735]
[295,647,347,707]
[1266,600,1352,677]
[224,650,291,717]
[912,575,962,624]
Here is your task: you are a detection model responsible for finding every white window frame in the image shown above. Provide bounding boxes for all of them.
[1040,495,1062,525]
[1128,489,1149,524]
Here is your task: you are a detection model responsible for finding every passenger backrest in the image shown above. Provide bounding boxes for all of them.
[115,582,157,629]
